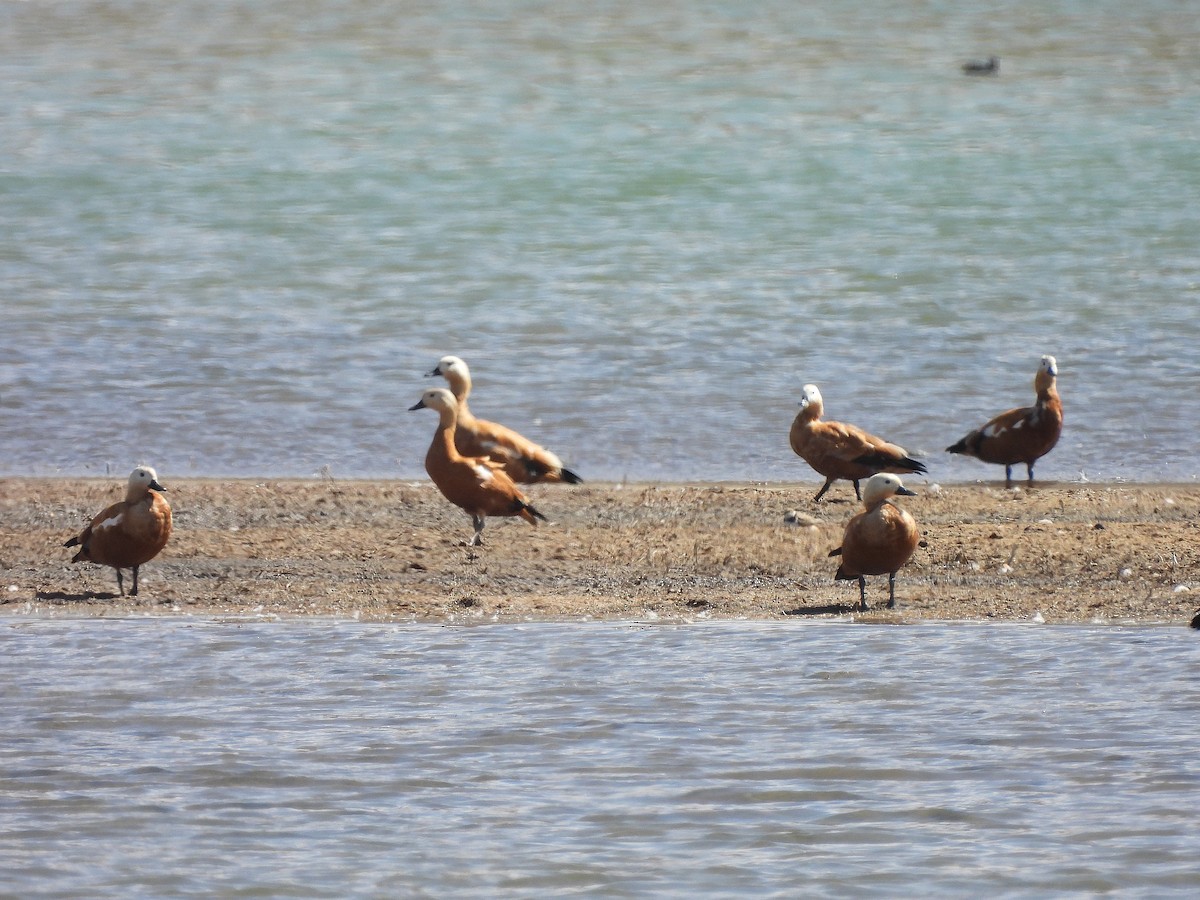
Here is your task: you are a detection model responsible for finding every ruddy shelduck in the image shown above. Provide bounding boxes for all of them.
[789,383,927,502]
[426,355,582,485]
[64,466,173,596]
[946,355,1063,483]
[410,387,548,546]
[829,473,921,611]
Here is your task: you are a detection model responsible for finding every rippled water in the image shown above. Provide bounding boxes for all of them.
[2,619,1199,896]
[3,0,1199,483]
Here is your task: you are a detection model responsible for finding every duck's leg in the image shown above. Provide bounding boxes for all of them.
[470,514,486,547]
[115,568,125,597]
[1004,464,1014,484]
[1026,461,1036,482]
[858,575,868,612]
[887,572,897,609]
[853,479,862,501]
[813,478,835,502]
[131,565,140,597]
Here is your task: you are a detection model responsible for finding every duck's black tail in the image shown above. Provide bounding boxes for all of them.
[518,501,550,524]
[853,452,927,475]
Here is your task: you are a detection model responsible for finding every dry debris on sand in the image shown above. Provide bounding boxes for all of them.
[1,478,1197,625]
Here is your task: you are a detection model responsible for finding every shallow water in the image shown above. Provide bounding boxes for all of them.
[3,0,1199,483]
[2,619,1199,896]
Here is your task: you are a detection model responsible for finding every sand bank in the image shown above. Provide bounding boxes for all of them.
[2,478,1197,625]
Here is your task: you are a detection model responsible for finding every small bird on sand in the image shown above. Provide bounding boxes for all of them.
[410,387,548,546]
[64,466,173,596]
[946,355,1063,484]
[829,473,921,611]
[426,355,582,485]
[789,383,927,502]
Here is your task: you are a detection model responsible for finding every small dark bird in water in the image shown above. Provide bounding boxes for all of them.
[962,56,999,75]
[1190,610,1200,630]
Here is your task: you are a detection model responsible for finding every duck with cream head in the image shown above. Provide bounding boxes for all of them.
[789,383,927,502]
[410,387,548,546]
[829,473,921,611]
[946,355,1062,484]
[64,466,173,596]
[426,355,582,485]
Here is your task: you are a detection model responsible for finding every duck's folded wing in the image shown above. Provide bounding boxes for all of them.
[819,421,899,463]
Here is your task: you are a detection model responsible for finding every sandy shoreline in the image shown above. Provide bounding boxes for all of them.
[1,477,1197,625]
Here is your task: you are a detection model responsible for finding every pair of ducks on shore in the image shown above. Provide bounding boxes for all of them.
[67,355,1060,611]
[410,355,580,547]
[790,354,1062,502]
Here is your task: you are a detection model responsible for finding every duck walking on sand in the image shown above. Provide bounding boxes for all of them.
[64,466,173,596]
[789,383,927,502]
[410,387,548,546]
[829,473,921,611]
[946,355,1062,484]
[426,355,582,485]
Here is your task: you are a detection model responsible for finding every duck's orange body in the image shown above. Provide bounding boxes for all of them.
[790,384,926,501]
[947,355,1062,483]
[830,473,920,611]
[64,467,172,596]
[428,356,581,485]
[410,388,548,546]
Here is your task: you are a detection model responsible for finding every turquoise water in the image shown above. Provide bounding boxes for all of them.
[3,1,1198,482]
[3,620,1199,896]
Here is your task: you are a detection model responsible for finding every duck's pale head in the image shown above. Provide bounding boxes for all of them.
[409,387,458,413]
[128,466,166,495]
[863,472,916,506]
[799,383,823,412]
[427,355,468,379]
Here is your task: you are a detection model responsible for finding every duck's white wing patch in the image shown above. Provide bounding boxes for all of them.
[473,464,495,483]
[97,513,124,530]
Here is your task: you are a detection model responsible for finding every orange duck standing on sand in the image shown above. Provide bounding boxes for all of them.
[946,355,1063,484]
[426,355,582,486]
[789,383,927,502]
[829,473,921,611]
[64,466,173,596]
[410,387,548,546]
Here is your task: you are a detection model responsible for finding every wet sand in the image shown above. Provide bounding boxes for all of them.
[2,477,1197,625]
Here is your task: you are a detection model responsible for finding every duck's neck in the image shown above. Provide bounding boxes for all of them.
[1035,373,1059,406]
[444,370,471,405]
[429,407,463,464]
